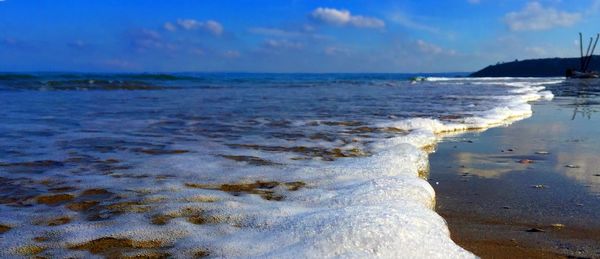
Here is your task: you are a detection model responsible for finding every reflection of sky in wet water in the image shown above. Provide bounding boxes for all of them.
[431,80,600,231]
[432,101,600,256]
[439,80,600,196]
[521,80,600,196]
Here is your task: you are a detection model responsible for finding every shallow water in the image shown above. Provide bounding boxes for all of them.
[0,73,558,258]
[431,79,600,257]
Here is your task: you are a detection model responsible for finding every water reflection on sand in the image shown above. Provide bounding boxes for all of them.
[431,80,600,258]
[444,80,600,196]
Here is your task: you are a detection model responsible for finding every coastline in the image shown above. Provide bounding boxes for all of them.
[430,92,600,258]
[0,76,562,257]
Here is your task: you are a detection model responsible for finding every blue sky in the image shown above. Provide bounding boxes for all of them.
[1,0,599,73]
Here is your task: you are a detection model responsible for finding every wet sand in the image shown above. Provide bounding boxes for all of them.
[431,94,600,258]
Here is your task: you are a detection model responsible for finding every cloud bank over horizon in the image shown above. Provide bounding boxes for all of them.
[0,0,599,73]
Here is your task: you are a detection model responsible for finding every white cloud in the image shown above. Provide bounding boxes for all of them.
[171,19,224,36]
[415,39,456,56]
[323,46,350,56]
[310,7,385,29]
[263,39,304,50]
[525,46,547,57]
[504,2,581,31]
[390,13,440,34]
[202,20,224,35]
[140,29,161,40]
[163,22,177,32]
[347,15,385,28]
[177,19,201,30]
[248,26,332,41]
[249,27,304,37]
[129,29,168,52]
[416,39,443,54]
[472,35,574,67]
[311,8,350,25]
[589,0,600,14]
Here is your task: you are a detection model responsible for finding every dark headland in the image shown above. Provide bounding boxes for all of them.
[471,56,600,77]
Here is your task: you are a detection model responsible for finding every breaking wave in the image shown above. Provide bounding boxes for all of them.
[0,75,558,258]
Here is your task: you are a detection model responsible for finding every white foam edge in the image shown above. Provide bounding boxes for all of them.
[0,78,559,258]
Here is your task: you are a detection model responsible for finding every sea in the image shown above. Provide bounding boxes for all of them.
[0,73,560,258]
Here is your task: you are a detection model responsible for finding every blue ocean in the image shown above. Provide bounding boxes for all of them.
[0,73,559,258]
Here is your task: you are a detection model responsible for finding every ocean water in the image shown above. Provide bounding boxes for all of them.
[0,73,558,258]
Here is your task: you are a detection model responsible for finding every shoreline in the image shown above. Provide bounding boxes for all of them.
[0,76,563,257]
[430,95,600,258]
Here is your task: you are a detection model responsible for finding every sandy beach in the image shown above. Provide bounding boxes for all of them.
[431,82,600,258]
[4,1,600,257]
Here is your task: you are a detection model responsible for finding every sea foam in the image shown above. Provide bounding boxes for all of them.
[0,77,560,258]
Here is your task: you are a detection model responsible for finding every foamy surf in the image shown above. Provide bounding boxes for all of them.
[0,75,560,258]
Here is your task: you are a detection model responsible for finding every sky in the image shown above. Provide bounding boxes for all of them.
[1,0,600,73]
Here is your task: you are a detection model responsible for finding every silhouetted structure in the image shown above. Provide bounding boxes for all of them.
[566,33,599,78]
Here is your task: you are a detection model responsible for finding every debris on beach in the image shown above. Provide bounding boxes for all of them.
[531,184,548,189]
[15,245,46,256]
[551,223,565,228]
[36,194,75,206]
[0,224,11,234]
[68,237,167,258]
[565,164,581,168]
[525,228,545,233]
[519,159,534,164]
[535,151,550,155]
[594,174,600,177]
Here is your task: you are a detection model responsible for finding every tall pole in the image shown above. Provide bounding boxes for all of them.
[584,37,593,71]
[584,33,600,71]
[580,33,584,71]
[586,38,593,58]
